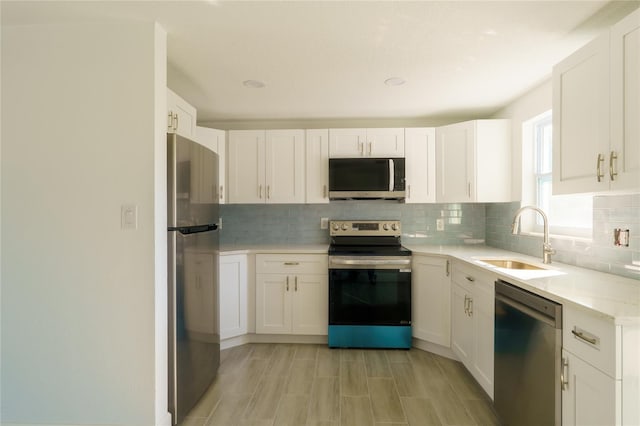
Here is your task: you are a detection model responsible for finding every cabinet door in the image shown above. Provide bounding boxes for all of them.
[183,252,216,335]
[451,282,473,367]
[167,88,196,139]
[405,128,436,203]
[228,130,265,203]
[306,129,329,203]
[329,128,367,157]
[552,34,610,194]
[292,274,328,335]
[367,128,405,157]
[265,130,305,204]
[256,273,292,334]
[411,255,450,347]
[471,279,495,399]
[219,255,247,340]
[562,350,619,426]
[194,126,226,203]
[610,9,640,191]
[436,121,474,202]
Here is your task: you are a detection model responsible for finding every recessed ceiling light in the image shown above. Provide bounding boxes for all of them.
[243,80,265,89]
[384,77,406,86]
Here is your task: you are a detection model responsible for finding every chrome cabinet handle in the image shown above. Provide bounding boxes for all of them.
[359,141,364,155]
[259,185,262,199]
[168,111,174,130]
[597,153,605,182]
[294,276,298,291]
[286,276,289,291]
[445,260,450,277]
[465,276,475,282]
[267,185,271,199]
[220,185,223,200]
[468,297,473,316]
[468,182,471,197]
[571,328,598,345]
[609,151,618,181]
[464,295,469,315]
[174,113,179,131]
[368,142,372,155]
[323,185,327,198]
[561,357,569,390]
[407,184,411,199]
[284,262,299,266]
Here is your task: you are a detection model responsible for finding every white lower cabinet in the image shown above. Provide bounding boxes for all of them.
[562,349,619,426]
[411,255,450,347]
[219,254,248,340]
[255,254,328,335]
[450,262,495,399]
[561,304,638,426]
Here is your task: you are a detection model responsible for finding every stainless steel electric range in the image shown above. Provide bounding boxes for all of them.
[328,220,412,349]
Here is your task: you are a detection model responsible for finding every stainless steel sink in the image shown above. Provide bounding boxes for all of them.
[478,259,544,270]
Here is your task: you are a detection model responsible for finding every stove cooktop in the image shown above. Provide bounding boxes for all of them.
[328,244,412,257]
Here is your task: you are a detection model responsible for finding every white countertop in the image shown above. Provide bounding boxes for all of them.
[407,244,640,325]
[218,243,640,325]
[219,244,329,255]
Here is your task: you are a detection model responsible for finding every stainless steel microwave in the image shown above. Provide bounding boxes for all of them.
[329,158,405,200]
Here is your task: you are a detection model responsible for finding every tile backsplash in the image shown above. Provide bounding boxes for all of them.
[219,202,486,246]
[220,194,640,280]
[486,194,640,280]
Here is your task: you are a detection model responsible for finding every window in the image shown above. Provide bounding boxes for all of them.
[522,111,592,239]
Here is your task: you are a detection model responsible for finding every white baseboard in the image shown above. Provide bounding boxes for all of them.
[411,338,457,360]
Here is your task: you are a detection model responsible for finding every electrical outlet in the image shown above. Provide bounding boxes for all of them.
[436,218,445,231]
[320,217,329,229]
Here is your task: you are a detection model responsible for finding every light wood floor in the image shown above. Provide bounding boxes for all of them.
[180,343,501,426]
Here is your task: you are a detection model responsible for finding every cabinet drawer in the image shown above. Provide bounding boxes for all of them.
[451,262,495,295]
[563,305,620,379]
[256,254,328,275]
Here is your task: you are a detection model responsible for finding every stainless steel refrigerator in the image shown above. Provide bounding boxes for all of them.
[167,133,220,425]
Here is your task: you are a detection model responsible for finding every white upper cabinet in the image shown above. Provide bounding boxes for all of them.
[436,119,511,203]
[195,126,226,204]
[553,34,611,194]
[265,130,306,203]
[305,129,330,204]
[553,8,640,194]
[329,128,404,157]
[228,130,265,203]
[228,129,305,204]
[610,8,640,191]
[167,88,196,139]
[405,128,436,203]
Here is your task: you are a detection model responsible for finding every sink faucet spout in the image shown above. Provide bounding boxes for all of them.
[511,205,555,264]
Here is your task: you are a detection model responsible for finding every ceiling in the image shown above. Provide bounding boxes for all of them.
[3,1,639,124]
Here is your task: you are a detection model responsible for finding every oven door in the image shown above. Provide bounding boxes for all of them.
[328,256,411,326]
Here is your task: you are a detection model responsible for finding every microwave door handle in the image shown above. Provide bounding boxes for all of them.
[389,159,394,191]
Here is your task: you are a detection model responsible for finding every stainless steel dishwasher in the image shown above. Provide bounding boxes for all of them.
[494,279,562,426]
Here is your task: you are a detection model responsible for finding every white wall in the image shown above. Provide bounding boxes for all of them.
[1,21,166,425]
[492,80,552,201]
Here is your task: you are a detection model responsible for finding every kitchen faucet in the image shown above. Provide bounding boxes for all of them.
[511,205,555,264]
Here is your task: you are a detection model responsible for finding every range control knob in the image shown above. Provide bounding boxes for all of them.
[383,224,389,231]
[341,223,349,231]
[391,223,399,231]
[332,223,340,231]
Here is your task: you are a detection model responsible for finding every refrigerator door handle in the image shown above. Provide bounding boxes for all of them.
[168,223,218,235]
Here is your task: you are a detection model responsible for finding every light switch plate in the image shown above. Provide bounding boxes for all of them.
[121,204,138,230]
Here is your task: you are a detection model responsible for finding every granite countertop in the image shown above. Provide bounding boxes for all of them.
[217,243,640,325]
[407,244,640,325]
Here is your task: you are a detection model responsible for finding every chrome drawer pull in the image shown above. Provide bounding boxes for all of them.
[465,276,475,282]
[284,262,300,266]
[571,329,598,345]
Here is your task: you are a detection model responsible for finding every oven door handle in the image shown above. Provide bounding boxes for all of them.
[330,258,411,267]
